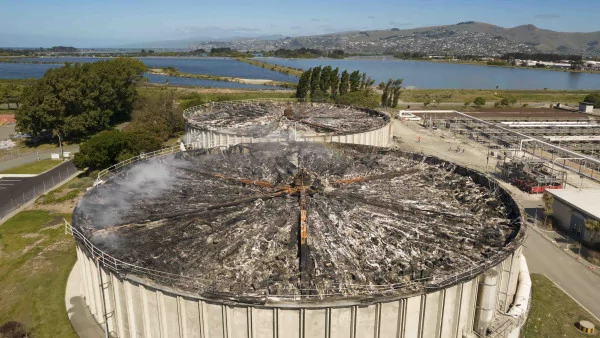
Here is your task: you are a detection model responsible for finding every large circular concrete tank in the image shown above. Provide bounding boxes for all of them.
[182,100,392,148]
[68,143,525,338]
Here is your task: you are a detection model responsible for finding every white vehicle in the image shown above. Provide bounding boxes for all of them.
[396,111,422,121]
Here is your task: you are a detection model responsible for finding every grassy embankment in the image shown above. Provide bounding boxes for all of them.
[0,159,62,175]
[399,89,594,105]
[523,274,599,337]
[0,210,77,337]
[234,58,304,77]
[147,67,297,89]
[175,91,295,110]
[0,172,95,337]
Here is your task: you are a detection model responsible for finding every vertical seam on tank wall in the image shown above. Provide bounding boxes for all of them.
[504,252,515,312]
[222,303,229,338]
[351,305,357,338]
[273,308,278,338]
[111,274,124,337]
[375,303,382,338]
[124,281,137,336]
[140,286,151,338]
[437,289,446,338]
[418,294,426,338]
[157,291,168,337]
[470,278,480,332]
[247,307,253,338]
[454,283,464,338]
[198,301,205,338]
[178,296,188,338]
[396,299,404,338]
[325,307,331,338]
[300,308,305,338]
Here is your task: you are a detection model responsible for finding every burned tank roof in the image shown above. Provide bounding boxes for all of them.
[73,143,521,300]
[184,101,389,137]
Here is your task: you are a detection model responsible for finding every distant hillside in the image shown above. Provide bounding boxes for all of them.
[188,22,600,57]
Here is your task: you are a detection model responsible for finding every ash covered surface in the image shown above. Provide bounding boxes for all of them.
[185,101,389,136]
[73,143,521,299]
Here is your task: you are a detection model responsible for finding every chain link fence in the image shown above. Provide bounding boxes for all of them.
[0,161,78,220]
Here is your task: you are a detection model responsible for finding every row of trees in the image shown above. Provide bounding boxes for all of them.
[266,48,346,59]
[501,53,583,62]
[379,79,403,108]
[296,66,375,100]
[295,66,405,109]
[15,58,147,143]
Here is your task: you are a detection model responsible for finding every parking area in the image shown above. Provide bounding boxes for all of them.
[0,161,77,219]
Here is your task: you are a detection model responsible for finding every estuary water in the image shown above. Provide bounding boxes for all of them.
[0,57,295,90]
[256,57,600,90]
[2,56,599,90]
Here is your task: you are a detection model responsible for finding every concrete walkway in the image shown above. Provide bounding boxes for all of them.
[65,262,105,338]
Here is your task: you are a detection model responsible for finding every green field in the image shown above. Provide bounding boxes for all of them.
[235,58,304,77]
[399,89,594,104]
[0,159,62,175]
[523,274,599,337]
[0,210,77,338]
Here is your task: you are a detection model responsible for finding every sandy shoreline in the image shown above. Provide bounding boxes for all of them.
[147,68,276,85]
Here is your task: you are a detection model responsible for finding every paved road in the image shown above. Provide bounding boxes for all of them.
[0,144,79,172]
[524,228,600,319]
[0,160,77,218]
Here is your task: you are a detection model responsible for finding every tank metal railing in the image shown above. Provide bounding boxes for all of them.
[95,144,186,185]
[182,98,391,123]
[65,217,514,300]
[77,144,521,300]
[182,98,302,119]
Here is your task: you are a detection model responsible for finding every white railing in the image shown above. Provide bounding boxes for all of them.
[95,144,185,185]
[182,98,301,119]
[65,212,514,300]
[75,144,521,300]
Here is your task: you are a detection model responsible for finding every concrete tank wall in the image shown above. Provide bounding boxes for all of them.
[184,122,392,149]
[74,245,523,338]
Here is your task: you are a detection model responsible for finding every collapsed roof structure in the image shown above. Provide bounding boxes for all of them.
[184,101,390,137]
[73,142,522,299]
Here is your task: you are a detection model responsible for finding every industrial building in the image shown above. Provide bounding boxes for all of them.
[545,188,600,248]
[67,142,530,338]
[183,100,392,148]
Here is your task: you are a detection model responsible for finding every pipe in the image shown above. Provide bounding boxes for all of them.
[519,139,535,152]
[507,255,531,318]
[474,270,499,335]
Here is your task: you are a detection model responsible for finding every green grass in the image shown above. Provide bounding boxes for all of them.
[0,210,77,338]
[234,58,303,77]
[35,173,94,205]
[400,89,594,104]
[178,91,295,110]
[0,159,62,175]
[523,274,599,337]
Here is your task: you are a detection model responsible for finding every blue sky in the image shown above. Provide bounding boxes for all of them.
[1,0,599,47]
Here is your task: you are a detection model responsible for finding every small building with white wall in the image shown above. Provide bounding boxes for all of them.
[546,189,600,248]
[580,102,595,113]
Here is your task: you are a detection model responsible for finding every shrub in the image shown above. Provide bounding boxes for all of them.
[583,93,600,108]
[473,97,486,107]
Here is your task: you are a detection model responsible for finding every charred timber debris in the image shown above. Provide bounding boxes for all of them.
[185,101,390,137]
[73,143,523,301]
